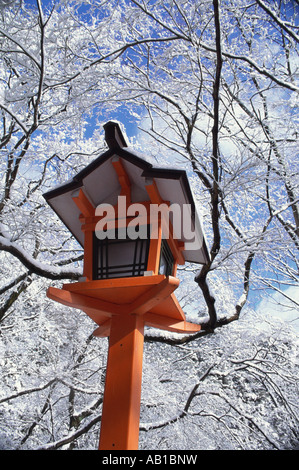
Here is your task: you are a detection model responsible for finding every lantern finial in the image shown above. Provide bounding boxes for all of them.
[104,121,128,149]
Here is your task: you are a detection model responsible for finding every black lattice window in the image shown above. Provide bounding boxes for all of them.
[159,239,174,277]
[93,226,150,280]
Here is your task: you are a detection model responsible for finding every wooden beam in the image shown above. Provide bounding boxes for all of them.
[46,287,122,317]
[144,312,201,334]
[112,157,131,202]
[147,215,162,274]
[145,177,164,204]
[72,188,94,217]
[145,178,185,265]
[93,319,111,337]
[129,276,180,315]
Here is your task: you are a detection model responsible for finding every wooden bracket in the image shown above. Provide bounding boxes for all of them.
[145,177,164,205]
[72,188,95,217]
[112,157,131,202]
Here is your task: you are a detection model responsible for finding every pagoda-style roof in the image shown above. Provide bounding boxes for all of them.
[43,122,210,265]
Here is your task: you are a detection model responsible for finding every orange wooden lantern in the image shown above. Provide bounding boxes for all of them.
[44,121,210,450]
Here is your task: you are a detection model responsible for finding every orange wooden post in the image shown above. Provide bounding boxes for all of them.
[99,313,145,450]
[72,189,95,281]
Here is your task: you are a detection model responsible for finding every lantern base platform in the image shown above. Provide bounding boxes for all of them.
[46,275,201,336]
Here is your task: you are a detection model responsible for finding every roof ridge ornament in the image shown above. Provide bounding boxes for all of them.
[104,121,128,149]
